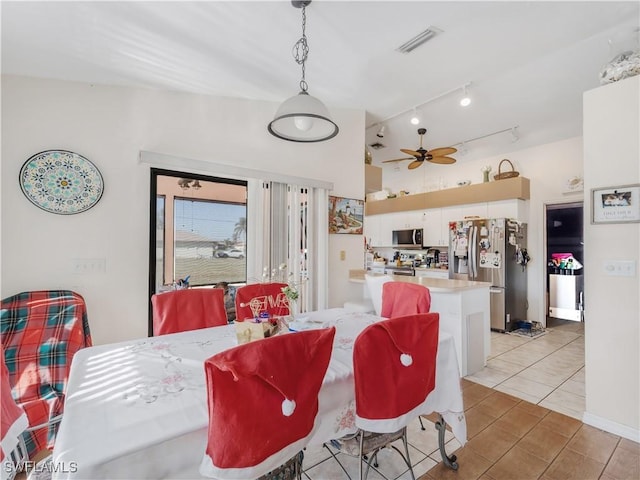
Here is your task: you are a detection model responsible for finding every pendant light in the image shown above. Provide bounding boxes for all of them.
[268,0,339,142]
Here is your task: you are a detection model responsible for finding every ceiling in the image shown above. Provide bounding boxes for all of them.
[2,1,639,166]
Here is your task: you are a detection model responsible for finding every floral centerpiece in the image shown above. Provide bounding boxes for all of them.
[282,273,300,316]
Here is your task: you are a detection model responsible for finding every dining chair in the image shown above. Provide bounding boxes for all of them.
[381,281,431,318]
[364,274,394,317]
[199,327,336,479]
[234,282,290,321]
[326,313,439,480]
[151,288,228,336]
[0,290,92,460]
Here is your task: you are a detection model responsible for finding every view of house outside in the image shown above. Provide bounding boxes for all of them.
[173,198,247,285]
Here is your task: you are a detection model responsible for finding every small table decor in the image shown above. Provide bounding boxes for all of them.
[19,150,104,215]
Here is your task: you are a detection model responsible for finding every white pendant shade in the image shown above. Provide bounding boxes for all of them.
[268,91,339,142]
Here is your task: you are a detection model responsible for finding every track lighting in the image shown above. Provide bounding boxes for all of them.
[410,108,421,125]
[365,82,472,132]
[459,85,471,107]
[451,125,520,150]
[376,125,386,138]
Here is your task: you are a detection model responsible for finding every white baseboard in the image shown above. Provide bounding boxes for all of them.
[582,412,640,442]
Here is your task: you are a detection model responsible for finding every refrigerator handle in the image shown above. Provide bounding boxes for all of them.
[468,226,474,279]
[470,226,477,279]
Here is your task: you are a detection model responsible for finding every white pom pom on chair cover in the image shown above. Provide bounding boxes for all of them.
[199,327,335,479]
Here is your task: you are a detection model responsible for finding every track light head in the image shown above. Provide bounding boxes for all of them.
[376,125,386,138]
[459,85,471,107]
[511,127,519,143]
[410,109,421,125]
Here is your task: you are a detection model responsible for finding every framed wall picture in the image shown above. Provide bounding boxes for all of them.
[329,196,364,234]
[591,184,640,224]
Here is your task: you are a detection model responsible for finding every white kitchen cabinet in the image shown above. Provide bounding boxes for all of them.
[364,214,382,247]
[364,213,394,247]
[487,199,528,221]
[422,209,445,247]
[461,202,489,219]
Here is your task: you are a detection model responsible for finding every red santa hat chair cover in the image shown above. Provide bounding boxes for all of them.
[151,288,228,336]
[326,313,439,480]
[380,282,431,319]
[234,282,289,321]
[199,327,336,479]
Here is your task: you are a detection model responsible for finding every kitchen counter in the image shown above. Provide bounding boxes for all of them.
[348,269,490,377]
[349,269,490,292]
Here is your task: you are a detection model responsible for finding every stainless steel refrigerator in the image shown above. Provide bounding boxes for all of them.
[449,218,528,331]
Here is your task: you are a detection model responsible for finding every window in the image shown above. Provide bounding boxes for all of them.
[150,169,247,296]
[173,197,246,285]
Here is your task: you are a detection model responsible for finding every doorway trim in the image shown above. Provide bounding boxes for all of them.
[542,199,584,327]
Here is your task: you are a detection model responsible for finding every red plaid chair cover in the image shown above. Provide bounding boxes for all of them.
[234,282,289,321]
[151,288,228,336]
[0,290,92,458]
[381,282,431,318]
[199,328,335,479]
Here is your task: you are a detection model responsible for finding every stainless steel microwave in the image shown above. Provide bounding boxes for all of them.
[392,228,423,249]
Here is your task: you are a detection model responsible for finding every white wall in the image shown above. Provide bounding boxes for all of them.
[1,75,364,345]
[380,136,585,325]
[583,76,639,440]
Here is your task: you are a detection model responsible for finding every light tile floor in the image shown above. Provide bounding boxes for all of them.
[465,318,586,420]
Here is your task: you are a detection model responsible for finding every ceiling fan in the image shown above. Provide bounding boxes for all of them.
[382,128,457,169]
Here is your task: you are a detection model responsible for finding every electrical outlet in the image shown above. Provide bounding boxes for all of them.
[72,258,106,274]
[603,260,636,277]
[340,250,346,261]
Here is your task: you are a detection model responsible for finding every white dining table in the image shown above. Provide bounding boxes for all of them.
[52,308,467,479]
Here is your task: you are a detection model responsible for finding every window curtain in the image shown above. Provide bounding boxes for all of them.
[247,179,328,312]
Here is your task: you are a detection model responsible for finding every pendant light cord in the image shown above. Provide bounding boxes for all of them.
[292,5,309,93]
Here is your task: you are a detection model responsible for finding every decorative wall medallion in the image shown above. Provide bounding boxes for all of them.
[19,150,104,215]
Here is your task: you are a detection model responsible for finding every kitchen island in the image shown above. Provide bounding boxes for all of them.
[349,270,490,377]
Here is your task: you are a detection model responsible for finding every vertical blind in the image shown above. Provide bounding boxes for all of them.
[247,179,328,312]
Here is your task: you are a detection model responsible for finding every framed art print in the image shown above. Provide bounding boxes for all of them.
[591,184,640,224]
[329,196,364,234]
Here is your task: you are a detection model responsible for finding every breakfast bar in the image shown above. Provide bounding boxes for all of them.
[349,270,491,377]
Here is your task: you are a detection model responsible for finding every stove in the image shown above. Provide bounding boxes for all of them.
[384,265,416,276]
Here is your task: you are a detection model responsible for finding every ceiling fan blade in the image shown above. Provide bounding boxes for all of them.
[428,147,457,157]
[400,148,421,157]
[408,160,424,170]
[381,157,414,163]
[428,156,457,165]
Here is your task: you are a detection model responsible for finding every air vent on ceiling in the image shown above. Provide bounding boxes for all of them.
[368,142,386,150]
[396,26,443,54]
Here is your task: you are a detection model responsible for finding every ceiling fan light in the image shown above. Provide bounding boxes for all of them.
[268,91,339,142]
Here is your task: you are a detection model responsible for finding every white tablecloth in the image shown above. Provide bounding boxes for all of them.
[52,309,466,479]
